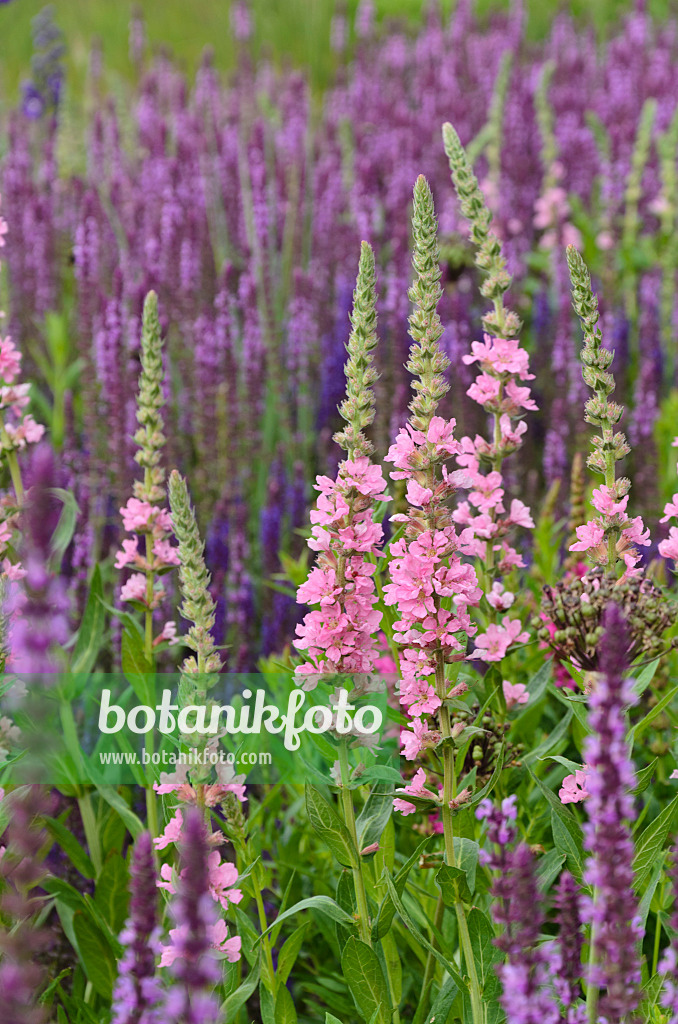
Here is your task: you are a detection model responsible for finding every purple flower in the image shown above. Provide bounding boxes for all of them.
[112,832,163,1024]
[162,808,223,1024]
[582,603,642,1022]
[477,797,560,1024]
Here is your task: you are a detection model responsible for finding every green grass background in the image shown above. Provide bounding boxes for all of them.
[1,0,676,107]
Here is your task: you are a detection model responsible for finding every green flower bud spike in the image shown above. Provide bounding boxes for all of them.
[406,175,450,432]
[134,291,166,505]
[334,240,379,458]
[168,469,220,678]
[442,122,521,339]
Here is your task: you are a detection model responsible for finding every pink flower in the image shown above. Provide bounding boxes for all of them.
[207,851,243,908]
[591,486,628,517]
[155,621,178,646]
[120,497,155,532]
[507,499,534,529]
[0,337,21,382]
[462,334,534,380]
[2,558,25,581]
[120,573,148,604]
[406,479,433,507]
[160,920,241,967]
[467,372,501,406]
[426,416,462,455]
[621,516,650,547]
[399,677,441,717]
[153,538,181,565]
[385,424,425,473]
[472,616,529,662]
[559,768,590,804]
[114,537,139,569]
[660,495,678,523]
[504,379,537,412]
[487,581,515,611]
[569,522,605,553]
[153,810,183,850]
[342,457,390,499]
[659,528,678,563]
[393,767,438,815]
[502,680,529,710]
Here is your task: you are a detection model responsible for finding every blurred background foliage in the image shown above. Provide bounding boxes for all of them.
[2,0,677,105]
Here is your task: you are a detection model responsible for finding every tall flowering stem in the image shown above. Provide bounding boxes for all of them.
[566,247,649,578]
[582,603,641,1023]
[116,291,180,842]
[443,124,534,708]
[117,291,179,658]
[295,242,387,955]
[385,175,483,1023]
[112,832,163,1024]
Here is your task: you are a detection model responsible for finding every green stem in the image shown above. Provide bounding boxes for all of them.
[338,738,372,946]
[435,657,484,1024]
[420,895,446,1008]
[586,911,599,1024]
[238,839,277,996]
[143,530,159,843]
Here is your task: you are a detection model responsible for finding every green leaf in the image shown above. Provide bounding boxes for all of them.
[356,766,404,787]
[260,984,276,1024]
[43,816,95,879]
[48,488,80,571]
[94,786,144,839]
[220,963,260,1019]
[468,907,500,982]
[276,922,308,986]
[526,660,552,704]
[633,794,678,891]
[72,911,117,1000]
[637,856,664,931]
[436,864,472,906]
[528,766,585,881]
[326,1015,346,1024]
[536,849,566,892]
[258,896,354,942]
[94,851,129,934]
[383,873,458,978]
[632,658,660,696]
[275,984,298,1024]
[524,709,573,765]
[630,685,678,744]
[341,937,390,1024]
[372,834,435,941]
[356,784,394,850]
[71,565,105,675]
[305,785,357,867]
[634,758,657,795]
[426,976,458,1024]
[551,809,584,879]
[121,625,155,705]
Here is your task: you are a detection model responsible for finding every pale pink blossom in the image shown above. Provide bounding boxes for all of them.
[120,573,148,604]
[591,485,628,517]
[153,537,180,565]
[487,581,515,611]
[120,497,155,532]
[406,479,433,507]
[0,337,21,382]
[114,537,139,569]
[569,522,605,553]
[153,810,183,850]
[472,617,529,662]
[502,680,529,710]
[462,334,534,380]
[559,768,590,804]
[467,372,501,406]
[507,499,534,529]
[504,379,538,412]
[621,516,650,547]
[659,528,678,563]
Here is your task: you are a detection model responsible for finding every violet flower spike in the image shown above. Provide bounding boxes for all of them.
[112,832,163,1024]
[581,603,642,1023]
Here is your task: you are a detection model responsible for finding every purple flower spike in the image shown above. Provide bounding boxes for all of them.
[112,832,163,1024]
[163,808,223,1024]
[582,603,642,1022]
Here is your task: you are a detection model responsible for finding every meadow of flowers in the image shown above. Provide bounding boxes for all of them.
[2,1,678,1022]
